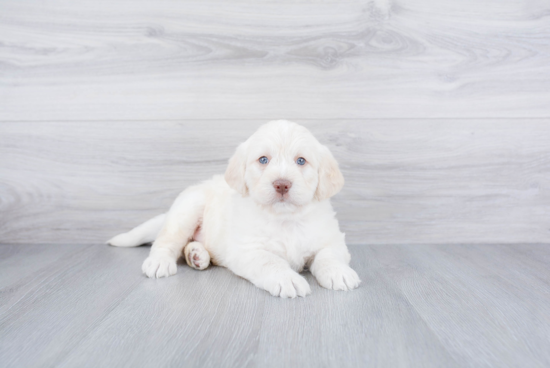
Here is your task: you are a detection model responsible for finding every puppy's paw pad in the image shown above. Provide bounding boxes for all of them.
[142,255,177,278]
[186,246,210,270]
[316,264,361,291]
[262,271,311,298]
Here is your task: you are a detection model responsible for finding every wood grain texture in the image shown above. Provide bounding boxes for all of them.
[1,119,549,244]
[0,243,88,288]
[1,0,550,120]
[0,243,549,367]
[366,244,550,367]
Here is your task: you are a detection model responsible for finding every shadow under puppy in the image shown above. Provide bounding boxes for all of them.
[109,120,360,298]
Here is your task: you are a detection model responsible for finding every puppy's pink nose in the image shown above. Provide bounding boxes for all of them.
[273,179,292,194]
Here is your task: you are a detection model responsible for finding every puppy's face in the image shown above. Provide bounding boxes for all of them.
[225,120,344,213]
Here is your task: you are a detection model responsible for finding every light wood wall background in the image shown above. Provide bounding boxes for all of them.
[1,0,549,245]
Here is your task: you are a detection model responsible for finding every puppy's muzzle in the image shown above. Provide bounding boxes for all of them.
[273,179,292,195]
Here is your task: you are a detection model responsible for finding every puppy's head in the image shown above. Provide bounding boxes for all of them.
[225,120,344,212]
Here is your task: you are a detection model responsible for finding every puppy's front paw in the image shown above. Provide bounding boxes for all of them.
[260,271,311,298]
[142,255,177,278]
[315,264,361,291]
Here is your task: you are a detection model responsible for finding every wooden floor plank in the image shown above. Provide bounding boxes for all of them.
[0,244,147,368]
[1,244,549,367]
[252,251,460,368]
[0,243,89,288]
[57,262,266,368]
[365,244,550,367]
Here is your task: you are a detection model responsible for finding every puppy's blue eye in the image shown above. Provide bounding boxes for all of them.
[296,157,306,165]
[259,156,269,164]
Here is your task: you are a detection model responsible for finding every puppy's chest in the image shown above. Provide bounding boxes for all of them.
[261,220,316,271]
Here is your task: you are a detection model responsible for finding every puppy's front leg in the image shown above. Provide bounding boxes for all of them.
[310,244,361,291]
[229,249,311,298]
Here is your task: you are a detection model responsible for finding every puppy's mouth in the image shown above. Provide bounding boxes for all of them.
[272,194,300,210]
[274,192,291,202]
[262,192,301,213]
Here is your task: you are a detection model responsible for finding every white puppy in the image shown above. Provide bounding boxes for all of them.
[109,120,360,298]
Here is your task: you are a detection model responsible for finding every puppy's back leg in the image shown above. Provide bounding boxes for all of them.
[183,241,211,270]
[142,185,206,278]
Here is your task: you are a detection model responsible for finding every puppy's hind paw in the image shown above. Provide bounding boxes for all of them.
[183,241,211,270]
[315,264,361,291]
[142,255,177,278]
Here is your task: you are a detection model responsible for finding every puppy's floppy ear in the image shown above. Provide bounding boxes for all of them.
[315,145,345,201]
[225,142,249,196]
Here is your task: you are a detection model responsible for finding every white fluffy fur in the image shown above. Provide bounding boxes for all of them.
[108,120,360,298]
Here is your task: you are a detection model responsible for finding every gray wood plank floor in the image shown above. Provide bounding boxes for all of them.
[0,243,548,368]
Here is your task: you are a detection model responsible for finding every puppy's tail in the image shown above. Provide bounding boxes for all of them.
[107,213,166,247]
